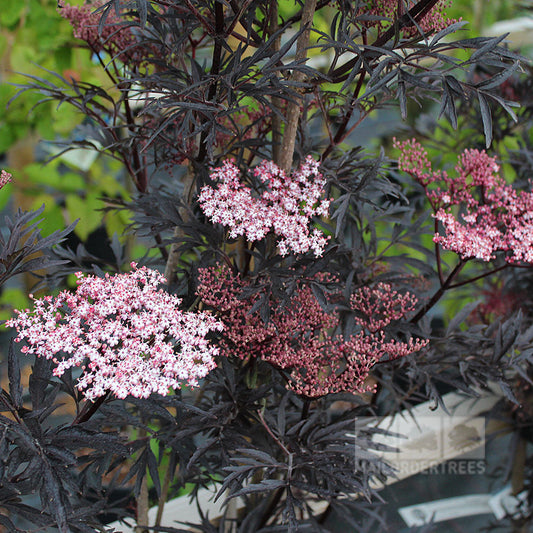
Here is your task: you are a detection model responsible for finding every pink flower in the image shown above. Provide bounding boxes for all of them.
[395,139,533,264]
[6,264,223,401]
[363,0,458,37]
[59,1,136,57]
[350,282,418,333]
[0,170,12,190]
[198,157,331,257]
[197,265,427,397]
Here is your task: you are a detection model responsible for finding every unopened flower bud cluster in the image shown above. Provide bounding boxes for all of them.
[0,170,12,190]
[197,265,427,397]
[59,1,136,56]
[364,0,457,37]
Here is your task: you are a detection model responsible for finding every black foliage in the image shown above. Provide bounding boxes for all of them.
[0,355,130,532]
[0,206,76,288]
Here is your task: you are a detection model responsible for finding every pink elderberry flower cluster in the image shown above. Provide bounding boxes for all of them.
[198,157,331,257]
[59,1,137,57]
[0,170,12,190]
[5,264,223,401]
[396,138,533,263]
[364,0,457,37]
[197,265,427,397]
[351,282,418,333]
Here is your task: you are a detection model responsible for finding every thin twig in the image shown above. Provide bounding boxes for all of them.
[278,0,318,173]
[270,2,283,166]
[435,220,444,286]
[320,28,368,161]
[71,393,109,425]
[155,452,176,527]
[447,263,512,289]
[135,426,150,533]
[257,410,290,456]
[163,166,195,284]
[410,259,467,323]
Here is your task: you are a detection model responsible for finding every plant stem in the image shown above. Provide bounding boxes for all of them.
[284,0,331,26]
[410,260,466,323]
[196,0,225,164]
[435,220,444,285]
[321,0,441,160]
[301,398,311,420]
[447,263,510,289]
[270,2,283,166]
[278,0,317,173]
[155,452,176,527]
[165,1,226,282]
[321,69,366,161]
[71,393,109,425]
[135,426,150,533]
[257,409,290,455]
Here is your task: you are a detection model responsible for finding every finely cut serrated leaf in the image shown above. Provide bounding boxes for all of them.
[310,282,328,310]
[229,479,286,499]
[477,61,520,90]
[498,380,519,404]
[477,92,492,148]
[430,21,469,46]
[136,0,147,26]
[446,301,481,335]
[41,463,69,533]
[233,448,283,467]
[397,80,407,120]
[146,446,161,497]
[332,193,351,238]
[469,33,509,62]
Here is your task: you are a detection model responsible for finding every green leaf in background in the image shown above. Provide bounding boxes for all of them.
[53,47,73,74]
[23,161,85,194]
[0,182,13,211]
[0,0,106,156]
[0,288,30,321]
[0,1,26,28]
[66,192,104,241]
[9,42,38,74]
[30,194,65,236]
[24,162,62,189]
[60,172,87,193]
[104,209,130,244]
[0,125,16,153]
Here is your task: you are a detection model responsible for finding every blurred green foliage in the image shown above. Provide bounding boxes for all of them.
[0,0,132,317]
[0,0,98,151]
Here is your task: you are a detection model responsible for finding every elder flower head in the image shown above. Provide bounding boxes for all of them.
[198,156,331,257]
[6,264,223,401]
[197,265,427,397]
[363,0,458,37]
[395,138,533,264]
[0,170,12,190]
[351,282,418,333]
[59,1,136,57]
